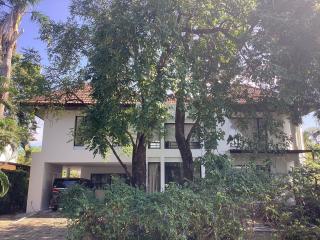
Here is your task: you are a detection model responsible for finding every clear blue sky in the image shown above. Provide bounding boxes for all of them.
[18,0,71,146]
[18,0,71,65]
[18,0,319,146]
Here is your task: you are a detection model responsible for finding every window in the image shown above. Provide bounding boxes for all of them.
[91,174,111,189]
[91,173,127,189]
[164,123,201,149]
[74,116,85,146]
[194,163,202,179]
[230,117,268,151]
[164,123,177,149]
[148,162,160,192]
[165,162,183,184]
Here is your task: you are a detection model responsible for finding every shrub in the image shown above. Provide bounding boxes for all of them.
[0,169,29,214]
[263,166,320,239]
[61,155,320,240]
[62,181,216,240]
[62,156,275,240]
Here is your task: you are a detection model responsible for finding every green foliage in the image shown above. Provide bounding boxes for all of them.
[0,118,22,151]
[11,49,48,103]
[62,154,320,239]
[0,49,47,157]
[61,155,277,240]
[42,0,256,156]
[303,128,320,167]
[262,166,320,239]
[0,169,29,213]
[63,182,216,240]
[245,0,320,123]
[0,170,9,198]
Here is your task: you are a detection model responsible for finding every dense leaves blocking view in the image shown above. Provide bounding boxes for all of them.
[1,0,320,239]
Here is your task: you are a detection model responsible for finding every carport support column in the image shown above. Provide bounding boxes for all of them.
[27,158,46,213]
[160,156,165,192]
[27,160,62,213]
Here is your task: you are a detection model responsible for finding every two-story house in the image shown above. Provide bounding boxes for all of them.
[26,85,306,213]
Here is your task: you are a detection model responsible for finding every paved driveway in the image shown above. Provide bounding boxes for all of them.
[0,211,67,240]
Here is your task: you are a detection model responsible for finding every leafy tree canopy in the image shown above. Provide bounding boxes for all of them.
[243,0,320,123]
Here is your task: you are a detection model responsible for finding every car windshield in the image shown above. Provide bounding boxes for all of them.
[53,179,80,188]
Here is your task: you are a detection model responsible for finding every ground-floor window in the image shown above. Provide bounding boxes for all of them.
[148,162,160,193]
[91,173,127,189]
[165,162,183,184]
[194,163,202,179]
[91,174,111,189]
[148,161,203,192]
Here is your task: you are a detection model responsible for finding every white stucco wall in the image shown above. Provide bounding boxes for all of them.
[27,157,62,213]
[80,165,130,179]
[26,107,305,213]
[36,110,131,164]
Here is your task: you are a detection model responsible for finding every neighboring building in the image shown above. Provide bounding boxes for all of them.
[0,145,18,163]
[26,86,306,213]
[308,129,320,145]
[0,162,30,172]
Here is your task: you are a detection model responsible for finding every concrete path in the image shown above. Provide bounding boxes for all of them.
[0,211,67,240]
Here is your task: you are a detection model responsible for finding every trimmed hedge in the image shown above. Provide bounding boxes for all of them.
[0,169,29,214]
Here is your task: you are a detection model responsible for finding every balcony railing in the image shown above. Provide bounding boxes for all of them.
[148,141,161,149]
[165,141,201,149]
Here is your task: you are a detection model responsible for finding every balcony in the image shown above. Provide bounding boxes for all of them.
[165,141,201,149]
[148,141,161,149]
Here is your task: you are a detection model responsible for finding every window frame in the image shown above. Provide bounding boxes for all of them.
[74,116,85,147]
[164,123,201,149]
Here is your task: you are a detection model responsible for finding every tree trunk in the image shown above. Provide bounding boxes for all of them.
[175,93,194,182]
[132,133,146,188]
[0,7,25,119]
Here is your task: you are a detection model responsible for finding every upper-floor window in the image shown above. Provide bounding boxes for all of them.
[229,117,268,151]
[164,123,201,149]
[74,116,85,147]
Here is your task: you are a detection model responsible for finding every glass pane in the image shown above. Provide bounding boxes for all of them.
[194,163,202,179]
[74,116,85,146]
[53,179,80,188]
[165,162,183,184]
[164,124,175,142]
[148,162,160,192]
[91,174,111,189]
[184,123,197,142]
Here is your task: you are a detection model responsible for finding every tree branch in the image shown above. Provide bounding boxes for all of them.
[125,130,136,148]
[183,27,239,43]
[107,141,132,180]
[186,118,200,143]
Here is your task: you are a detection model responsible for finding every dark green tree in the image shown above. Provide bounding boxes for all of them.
[0,49,47,162]
[41,0,258,185]
[243,0,320,123]
[170,0,255,181]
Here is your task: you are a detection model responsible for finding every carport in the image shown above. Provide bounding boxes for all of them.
[26,158,131,213]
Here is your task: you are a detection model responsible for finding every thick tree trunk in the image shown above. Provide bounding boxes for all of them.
[0,7,25,119]
[0,44,15,118]
[175,93,194,182]
[132,133,146,188]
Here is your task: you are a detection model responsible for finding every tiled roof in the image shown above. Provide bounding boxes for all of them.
[26,84,263,106]
[27,84,95,106]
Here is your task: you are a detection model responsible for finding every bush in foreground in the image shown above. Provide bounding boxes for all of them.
[0,169,29,214]
[61,155,320,240]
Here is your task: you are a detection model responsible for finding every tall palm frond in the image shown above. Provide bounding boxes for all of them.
[0,170,9,197]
